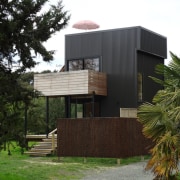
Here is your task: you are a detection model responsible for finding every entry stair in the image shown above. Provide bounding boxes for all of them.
[25,129,57,157]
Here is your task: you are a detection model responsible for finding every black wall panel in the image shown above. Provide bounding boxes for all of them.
[65,26,167,117]
[140,28,167,58]
[100,28,139,117]
[137,51,164,103]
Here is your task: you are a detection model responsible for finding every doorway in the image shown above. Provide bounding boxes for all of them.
[66,95,100,118]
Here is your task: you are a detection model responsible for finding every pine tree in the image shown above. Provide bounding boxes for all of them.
[0,0,70,71]
[0,0,70,151]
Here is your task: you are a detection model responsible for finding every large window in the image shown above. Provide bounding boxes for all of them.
[68,59,83,71]
[84,58,99,71]
[68,57,100,71]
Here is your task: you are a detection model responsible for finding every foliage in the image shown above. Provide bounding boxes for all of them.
[49,97,65,130]
[138,52,180,179]
[27,97,46,134]
[0,0,70,71]
[0,71,35,150]
[0,0,70,150]
[27,96,65,134]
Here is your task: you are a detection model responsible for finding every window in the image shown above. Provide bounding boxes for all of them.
[68,57,100,71]
[84,58,99,71]
[68,59,83,71]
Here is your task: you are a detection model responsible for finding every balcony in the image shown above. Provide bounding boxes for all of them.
[34,70,107,96]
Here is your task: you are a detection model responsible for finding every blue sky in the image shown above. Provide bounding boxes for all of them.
[33,0,180,72]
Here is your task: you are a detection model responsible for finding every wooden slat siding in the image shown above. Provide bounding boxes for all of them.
[88,71,107,96]
[57,118,152,158]
[34,71,88,96]
[34,70,107,96]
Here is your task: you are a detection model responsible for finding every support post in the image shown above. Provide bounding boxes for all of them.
[65,96,71,118]
[68,96,71,118]
[141,155,144,161]
[24,105,27,137]
[24,104,28,149]
[92,92,95,117]
[46,96,49,138]
[75,98,77,118]
[52,133,55,152]
[84,157,87,163]
[65,97,68,118]
[117,158,121,165]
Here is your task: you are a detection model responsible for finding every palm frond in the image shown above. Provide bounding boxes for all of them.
[146,132,180,178]
[138,103,168,140]
[169,52,180,75]
[138,51,180,179]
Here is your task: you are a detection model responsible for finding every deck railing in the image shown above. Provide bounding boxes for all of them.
[34,70,107,96]
[49,128,57,152]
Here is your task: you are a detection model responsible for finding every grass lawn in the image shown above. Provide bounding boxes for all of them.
[0,143,149,180]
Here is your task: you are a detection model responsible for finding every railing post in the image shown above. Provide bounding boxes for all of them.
[52,132,55,152]
[24,104,28,149]
[49,128,57,153]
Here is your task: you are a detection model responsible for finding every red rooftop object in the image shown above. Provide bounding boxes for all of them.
[72,20,100,30]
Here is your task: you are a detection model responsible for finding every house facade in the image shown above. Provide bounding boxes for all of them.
[34,26,167,158]
[34,26,167,118]
[63,26,167,118]
[35,26,167,119]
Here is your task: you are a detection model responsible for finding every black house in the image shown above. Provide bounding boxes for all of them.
[34,26,167,118]
[64,26,167,117]
[33,26,167,158]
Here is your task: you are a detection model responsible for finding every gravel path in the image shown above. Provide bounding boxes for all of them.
[82,161,155,180]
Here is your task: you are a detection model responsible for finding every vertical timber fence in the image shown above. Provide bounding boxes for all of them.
[57,117,152,158]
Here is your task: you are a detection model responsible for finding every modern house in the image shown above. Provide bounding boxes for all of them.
[35,26,167,118]
[33,26,167,158]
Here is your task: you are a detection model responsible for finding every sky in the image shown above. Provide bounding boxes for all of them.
[32,0,180,72]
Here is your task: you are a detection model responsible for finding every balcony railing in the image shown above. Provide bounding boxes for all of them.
[34,70,107,96]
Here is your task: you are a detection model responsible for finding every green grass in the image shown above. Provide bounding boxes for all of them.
[0,143,149,180]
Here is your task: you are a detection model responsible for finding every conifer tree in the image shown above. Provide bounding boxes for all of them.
[0,0,70,71]
[0,0,70,151]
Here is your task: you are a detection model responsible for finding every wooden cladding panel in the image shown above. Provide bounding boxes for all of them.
[57,118,152,158]
[88,71,107,96]
[34,70,107,96]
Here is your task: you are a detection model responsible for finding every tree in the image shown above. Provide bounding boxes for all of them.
[49,97,65,131]
[27,96,46,134]
[0,0,70,151]
[0,0,70,71]
[0,70,41,151]
[138,52,180,179]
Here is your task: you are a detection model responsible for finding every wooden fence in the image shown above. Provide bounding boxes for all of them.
[57,117,152,158]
